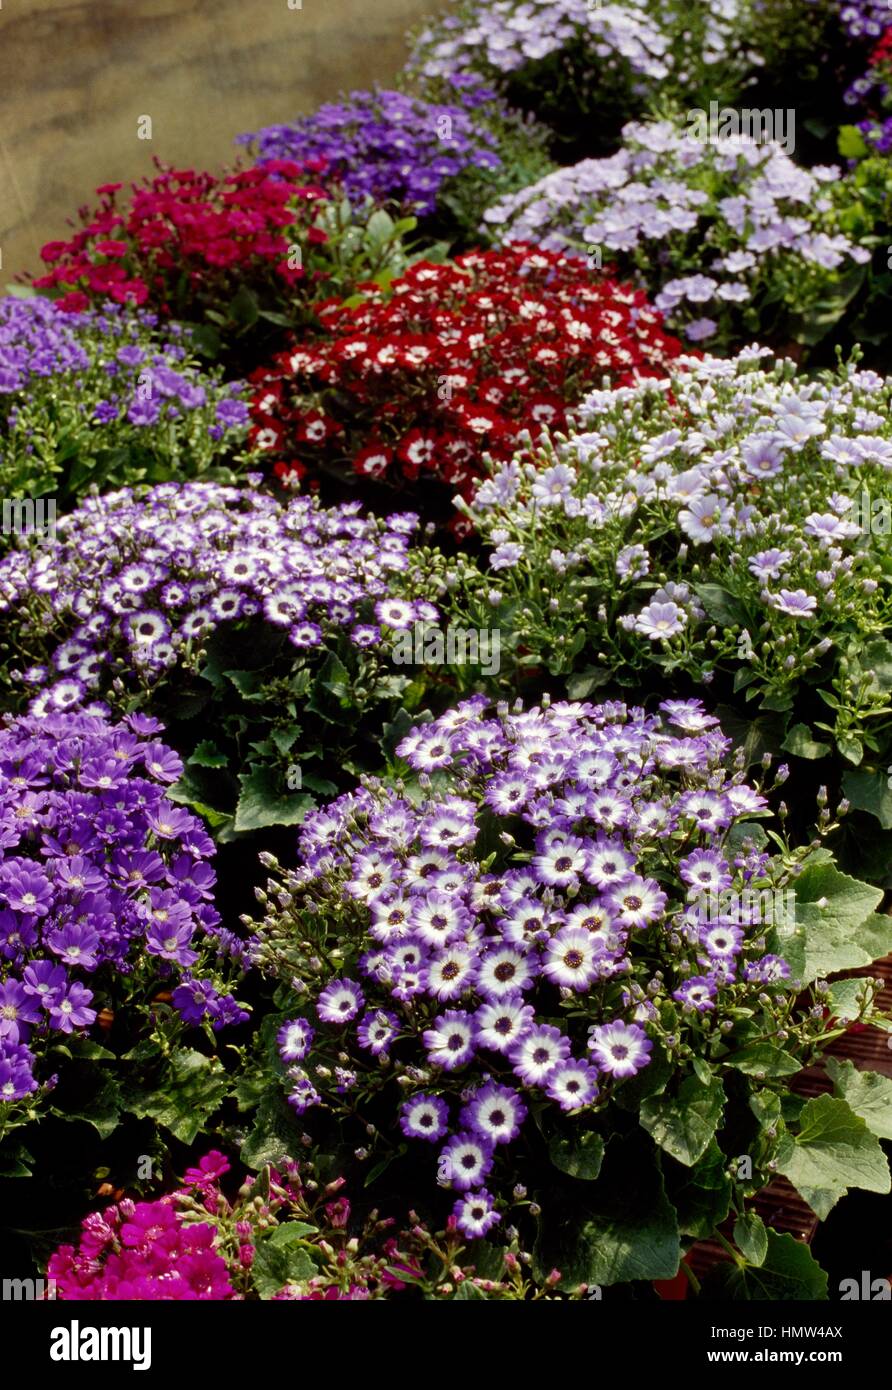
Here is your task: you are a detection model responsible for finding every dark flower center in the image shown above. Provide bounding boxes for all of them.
[489,1109,506,1127]
[533,1047,550,1064]
[564,950,584,969]
[448,1033,464,1051]
[494,962,516,982]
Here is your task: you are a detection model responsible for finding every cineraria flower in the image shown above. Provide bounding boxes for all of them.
[439,1130,494,1191]
[277,1017,315,1063]
[317,978,364,1024]
[0,710,244,1108]
[252,697,803,1223]
[400,1093,450,1142]
[452,1187,501,1240]
[588,1020,653,1078]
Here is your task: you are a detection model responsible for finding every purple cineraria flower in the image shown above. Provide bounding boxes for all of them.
[439,1131,494,1191]
[769,588,817,617]
[545,1059,600,1111]
[452,1188,501,1239]
[542,926,601,991]
[423,1009,477,1070]
[47,981,97,1034]
[356,1008,400,1055]
[316,978,364,1025]
[400,1093,450,1142]
[0,978,42,1042]
[587,1020,652,1078]
[510,1023,571,1086]
[473,996,535,1053]
[460,1081,527,1145]
[276,1017,315,1063]
[672,975,718,1013]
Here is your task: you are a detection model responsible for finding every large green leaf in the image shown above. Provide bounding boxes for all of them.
[825,1058,892,1141]
[548,1129,605,1181]
[841,769,892,829]
[733,1211,768,1267]
[787,857,885,983]
[234,768,314,831]
[664,1141,732,1239]
[252,1224,318,1299]
[241,1092,306,1170]
[702,1231,828,1300]
[533,1134,680,1286]
[123,1048,228,1145]
[640,1074,725,1166]
[775,1094,890,1219]
[723,1043,802,1078]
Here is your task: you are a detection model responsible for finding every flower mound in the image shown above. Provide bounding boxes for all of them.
[247,246,684,512]
[461,347,892,758]
[32,161,330,315]
[483,120,870,349]
[252,695,797,1224]
[0,481,430,709]
[47,1152,234,1299]
[239,83,503,217]
[0,710,242,1106]
[0,297,249,500]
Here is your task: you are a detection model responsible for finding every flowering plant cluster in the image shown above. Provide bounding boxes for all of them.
[483,120,872,353]
[0,482,440,829]
[0,296,250,510]
[445,349,892,827]
[28,163,417,372]
[247,696,891,1288]
[48,1150,580,1300]
[0,709,247,1149]
[409,0,757,160]
[246,246,684,518]
[238,79,553,243]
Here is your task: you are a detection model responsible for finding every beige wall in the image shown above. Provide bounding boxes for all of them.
[0,0,442,278]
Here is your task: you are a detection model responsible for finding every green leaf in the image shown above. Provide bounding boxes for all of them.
[841,768,892,829]
[789,858,884,983]
[640,1074,725,1166]
[694,584,746,626]
[252,1225,318,1299]
[241,1092,305,1170]
[663,1140,732,1239]
[723,1043,802,1078]
[234,767,313,832]
[825,1059,892,1141]
[189,740,229,769]
[227,284,259,329]
[703,1231,828,1300]
[781,723,831,760]
[775,1094,890,1220]
[548,1130,605,1181]
[566,666,611,700]
[827,978,871,1023]
[123,1048,228,1144]
[838,124,869,159]
[534,1134,679,1286]
[733,1211,768,1267]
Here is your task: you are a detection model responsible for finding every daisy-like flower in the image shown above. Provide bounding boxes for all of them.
[452,1188,501,1239]
[532,836,588,888]
[510,1023,571,1086]
[375,598,416,630]
[768,588,817,617]
[545,1059,600,1111]
[460,1081,527,1146]
[672,975,718,1013]
[400,1093,449,1142]
[474,996,535,1053]
[606,875,667,929]
[475,945,536,1000]
[411,891,469,947]
[423,1009,476,1070]
[542,925,600,991]
[587,1020,652,1078]
[438,1131,494,1191]
[634,600,687,640]
[356,1009,400,1055]
[277,1017,315,1063]
[427,944,477,1001]
[316,978,364,1025]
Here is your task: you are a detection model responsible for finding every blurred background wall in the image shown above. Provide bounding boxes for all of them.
[0,0,442,278]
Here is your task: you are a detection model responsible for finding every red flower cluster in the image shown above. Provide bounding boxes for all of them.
[247,245,685,518]
[34,161,330,318]
[869,27,892,66]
